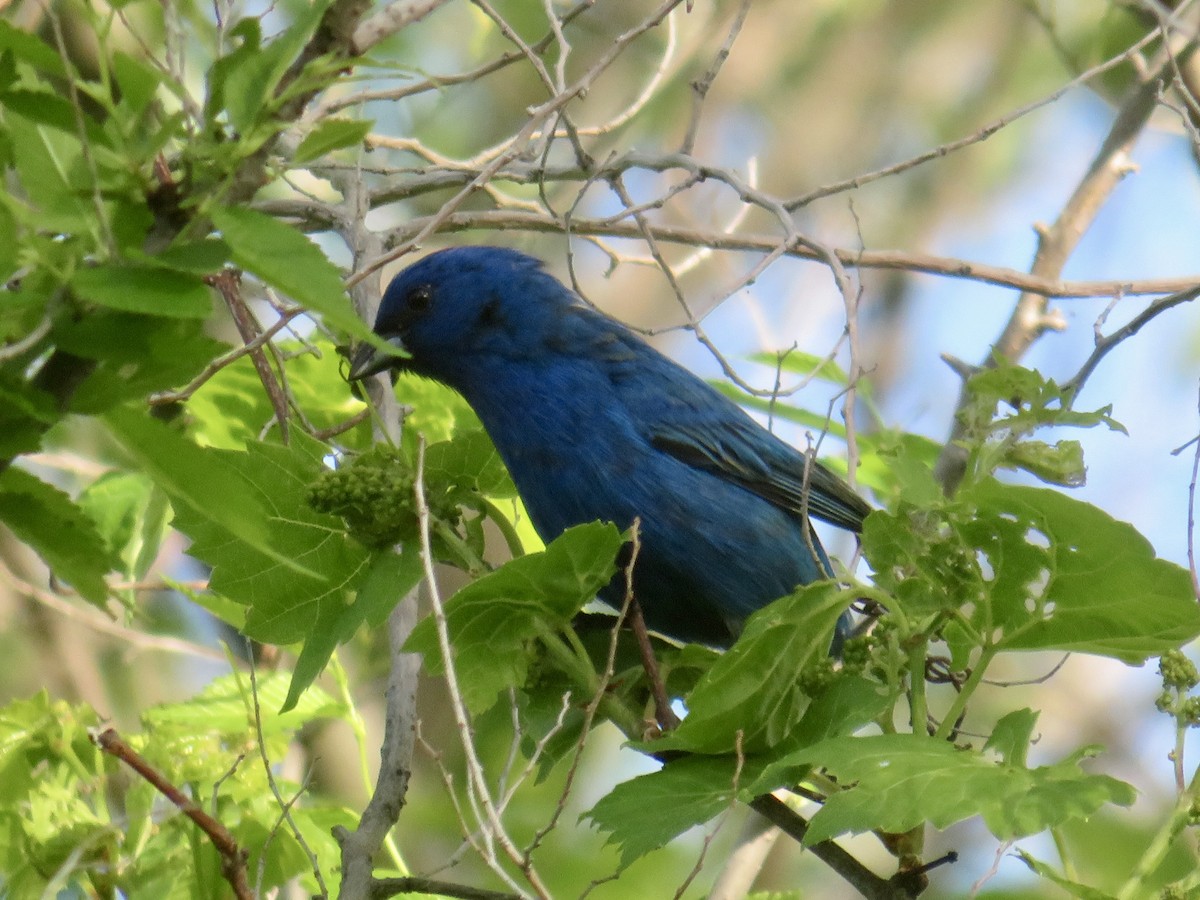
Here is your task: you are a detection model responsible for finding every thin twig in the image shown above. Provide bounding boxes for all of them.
[91,728,253,900]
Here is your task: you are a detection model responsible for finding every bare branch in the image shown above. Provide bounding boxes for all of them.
[352,0,453,54]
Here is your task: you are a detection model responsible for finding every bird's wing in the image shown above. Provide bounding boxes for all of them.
[648,412,871,532]
[568,306,871,532]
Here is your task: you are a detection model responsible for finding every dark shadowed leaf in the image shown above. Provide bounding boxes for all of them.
[653,582,852,754]
[0,467,113,607]
[406,522,623,714]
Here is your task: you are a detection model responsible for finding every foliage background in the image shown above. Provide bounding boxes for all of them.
[1,0,1200,898]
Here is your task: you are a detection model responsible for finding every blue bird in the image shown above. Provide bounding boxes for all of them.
[348,246,870,647]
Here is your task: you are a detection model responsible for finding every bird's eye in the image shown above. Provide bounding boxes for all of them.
[407,285,432,312]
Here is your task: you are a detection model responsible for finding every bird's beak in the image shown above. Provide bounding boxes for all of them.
[347,335,408,381]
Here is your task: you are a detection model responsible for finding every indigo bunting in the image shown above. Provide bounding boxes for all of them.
[349,247,869,647]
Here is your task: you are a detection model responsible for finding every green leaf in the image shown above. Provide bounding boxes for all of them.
[0,203,16,281]
[143,671,342,738]
[985,708,1038,767]
[1015,850,1117,899]
[104,406,323,581]
[209,206,372,340]
[0,21,66,77]
[294,118,374,163]
[283,548,422,711]
[0,89,108,146]
[747,675,893,795]
[147,238,232,275]
[77,471,170,581]
[111,51,160,114]
[166,433,370,644]
[6,113,94,234]
[711,381,846,440]
[186,338,367,450]
[749,350,851,386]
[54,313,230,413]
[425,429,517,499]
[774,733,1135,845]
[653,582,852,754]
[964,481,1200,662]
[406,522,624,714]
[1004,438,1086,486]
[71,265,213,318]
[0,467,114,606]
[585,756,740,868]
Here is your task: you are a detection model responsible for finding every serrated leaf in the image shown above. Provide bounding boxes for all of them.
[71,265,213,318]
[143,671,342,737]
[406,522,623,714]
[653,582,852,754]
[209,206,372,340]
[294,118,373,163]
[104,406,323,581]
[774,733,1135,845]
[0,467,114,606]
[964,481,1200,662]
[746,675,892,795]
[166,433,369,644]
[283,549,422,711]
[584,756,740,868]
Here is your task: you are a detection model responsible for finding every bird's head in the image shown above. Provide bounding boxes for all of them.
[347,246,568,386]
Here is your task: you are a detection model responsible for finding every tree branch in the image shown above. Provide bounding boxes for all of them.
[92,727,252,900]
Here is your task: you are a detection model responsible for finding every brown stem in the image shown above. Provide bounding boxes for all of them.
[92,727,252,900]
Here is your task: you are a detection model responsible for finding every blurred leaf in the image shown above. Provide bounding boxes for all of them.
[147,238,232,275]
[71,265,213,318]
[143,671,342,737]
[406,522,624,714]
[585,756,739,868]
[750,349,851,386]
[0,467,113,606]
[6,113,94,234]
[775,733,1135,844]
[0,21,66,77]
[653,582,852,754]
[0,89,108,146]
[294,118,374,162]
[77,471,170,581]
[711,381,846,440]
[209,206,372,340]
[55,313,229,413]
[111,51,160,113]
